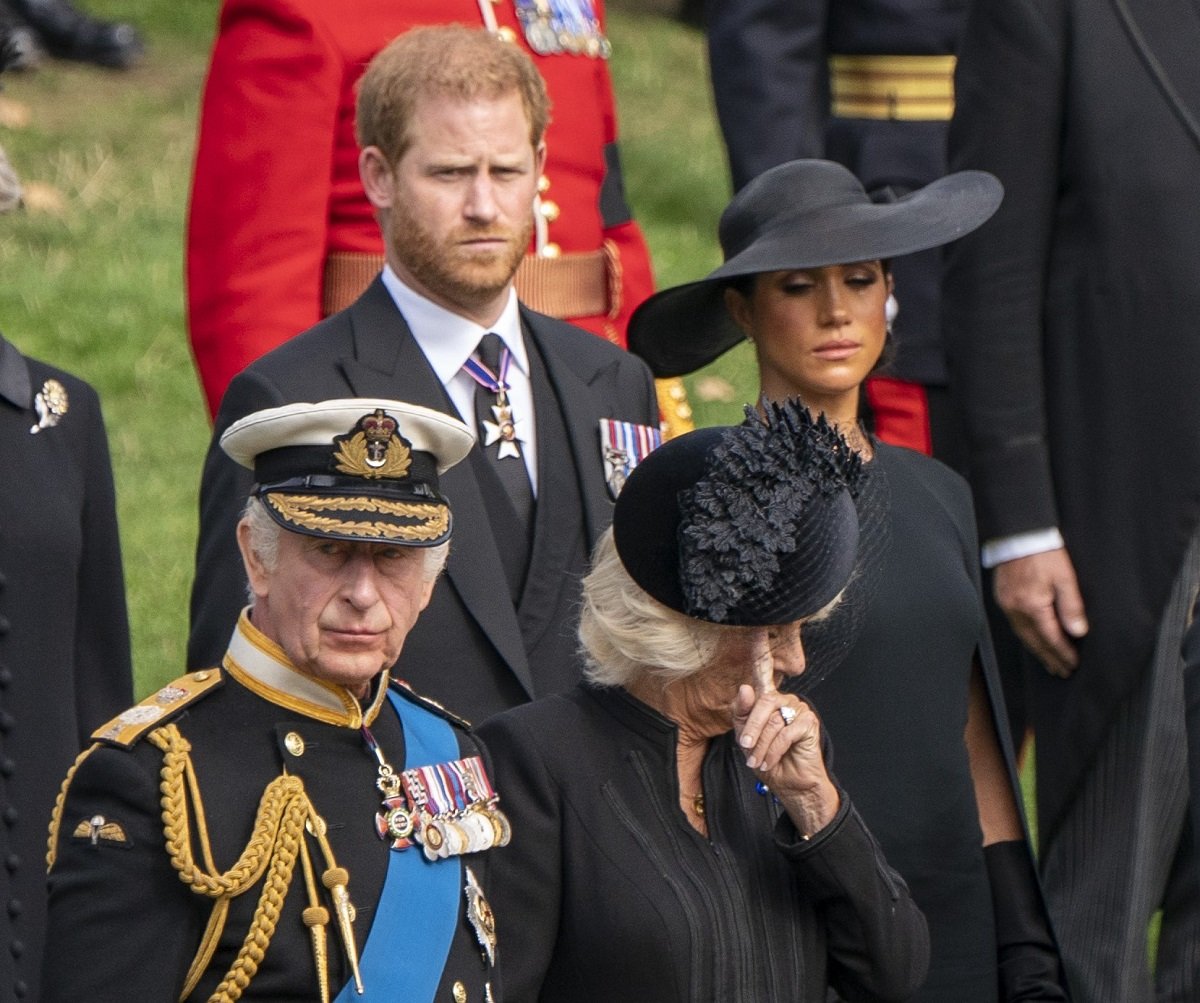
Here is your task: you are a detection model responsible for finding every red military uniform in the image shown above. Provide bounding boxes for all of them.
[187,0,656,418]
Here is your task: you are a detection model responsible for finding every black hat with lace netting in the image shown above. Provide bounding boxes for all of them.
[612,399,864,627]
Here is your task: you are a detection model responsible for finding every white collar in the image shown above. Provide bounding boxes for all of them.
[381,265,528,387]
[222,611,388,728]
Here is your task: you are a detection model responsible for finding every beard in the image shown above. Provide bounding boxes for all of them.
[387,200,533,314]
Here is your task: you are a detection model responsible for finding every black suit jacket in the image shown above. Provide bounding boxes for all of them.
[188,279,658,722]
[944,0,1200,835]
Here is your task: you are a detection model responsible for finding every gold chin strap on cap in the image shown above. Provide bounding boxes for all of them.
[148,724,362,1003]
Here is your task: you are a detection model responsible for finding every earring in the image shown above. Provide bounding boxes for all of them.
[884,293,899,334]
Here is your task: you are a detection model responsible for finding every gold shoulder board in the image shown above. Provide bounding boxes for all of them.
[91,670,224,748]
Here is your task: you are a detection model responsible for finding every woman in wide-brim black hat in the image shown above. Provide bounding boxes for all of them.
[629,159,1070,1002]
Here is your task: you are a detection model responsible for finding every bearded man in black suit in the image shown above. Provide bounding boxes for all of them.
[188,25,659,724]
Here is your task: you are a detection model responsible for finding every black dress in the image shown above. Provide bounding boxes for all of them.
[807,441,1006,1001]
[476,682,929,1002]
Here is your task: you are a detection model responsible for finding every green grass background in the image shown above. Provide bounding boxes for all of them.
[0,0,752,695]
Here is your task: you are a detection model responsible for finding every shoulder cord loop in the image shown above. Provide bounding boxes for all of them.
[149,724,357,1003]
[45,743,99,869]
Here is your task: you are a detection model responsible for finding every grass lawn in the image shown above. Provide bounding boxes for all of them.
[0,1,748,695]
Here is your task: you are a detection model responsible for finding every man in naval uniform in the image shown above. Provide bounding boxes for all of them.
[43,399,509,1001]
[188,26,660,724]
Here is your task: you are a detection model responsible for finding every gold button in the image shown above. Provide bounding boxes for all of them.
[452,981,468,1002]
[284,732,305,757]
[193,671,210,682]
[539,199,560,222]
[305,814,327,837]
[537,175,551,193]
[496,26,517,43]
[541,242,561,258]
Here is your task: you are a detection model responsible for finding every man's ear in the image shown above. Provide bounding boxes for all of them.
[237,519,271,601]
[360,146,396,210]
[534,140,547,179]
[418,575,436,613]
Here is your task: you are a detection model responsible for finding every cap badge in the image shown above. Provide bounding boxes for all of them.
[30,378,68,434]
[332,408,412,479]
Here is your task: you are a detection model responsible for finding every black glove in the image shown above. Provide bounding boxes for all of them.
[985,840,1071,1001]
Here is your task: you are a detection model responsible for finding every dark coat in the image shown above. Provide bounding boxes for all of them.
[0,335,132,1002]
[476,684,930,1003]
[42,662,497,1000]
[187,278,659,723]
[943,0,1200,837]
[706,0,967,385]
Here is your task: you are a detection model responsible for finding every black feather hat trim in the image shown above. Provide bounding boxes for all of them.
[612,399,862,626]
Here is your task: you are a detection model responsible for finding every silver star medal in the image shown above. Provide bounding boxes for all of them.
[482,400,528,460]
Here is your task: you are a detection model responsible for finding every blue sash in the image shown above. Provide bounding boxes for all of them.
[333,689,460,1002]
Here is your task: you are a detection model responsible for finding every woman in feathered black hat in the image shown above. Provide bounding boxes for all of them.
[628,159,1068,1002]
[478,402,930,1002]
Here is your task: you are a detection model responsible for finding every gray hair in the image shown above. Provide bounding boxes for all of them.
[240,497,450,605]
[578,529,729,689]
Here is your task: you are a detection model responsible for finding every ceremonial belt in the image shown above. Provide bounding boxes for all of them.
[323,246,616,319]
[829,54,956,121]
[333,690,460,1003]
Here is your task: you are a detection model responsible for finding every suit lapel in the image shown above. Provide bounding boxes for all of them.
[521,308,612,544]
[339,279,535,699]
[1109,0,1200,154]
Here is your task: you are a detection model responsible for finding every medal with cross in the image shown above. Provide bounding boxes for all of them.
[464,341,529,460]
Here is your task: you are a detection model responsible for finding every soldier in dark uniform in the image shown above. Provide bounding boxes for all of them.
[42,399,509,1002]
[706,0,965,466]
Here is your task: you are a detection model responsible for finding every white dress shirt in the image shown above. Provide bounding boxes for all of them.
[382,265,538,494]
[980,527,1067,569]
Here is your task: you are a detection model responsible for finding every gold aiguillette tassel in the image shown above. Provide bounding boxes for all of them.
[299,833,332,1003]
[302,905,331,1003]
[323,866,364,994]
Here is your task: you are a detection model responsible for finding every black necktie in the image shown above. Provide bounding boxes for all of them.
[472,333,535,532]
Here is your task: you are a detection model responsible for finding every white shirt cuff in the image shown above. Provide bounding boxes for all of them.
[980,528,1066,569]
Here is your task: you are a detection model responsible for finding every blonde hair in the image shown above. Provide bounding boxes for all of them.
[579,530,729,688]
[356,25,551,166]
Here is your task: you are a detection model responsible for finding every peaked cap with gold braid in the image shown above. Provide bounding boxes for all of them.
[221,399,473,547]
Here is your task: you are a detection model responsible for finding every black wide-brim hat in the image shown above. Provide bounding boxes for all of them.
[628,159,1003,377]
[221,399,474,547]
[612,400,863,627]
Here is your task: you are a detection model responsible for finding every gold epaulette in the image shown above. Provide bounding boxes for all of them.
[91,669,224,748]
[389,677,473,730]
